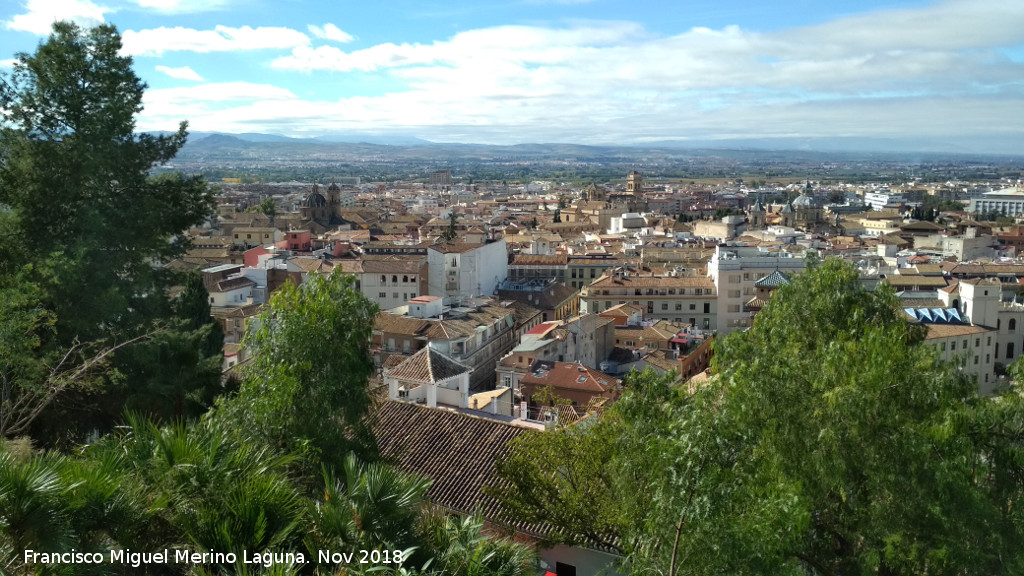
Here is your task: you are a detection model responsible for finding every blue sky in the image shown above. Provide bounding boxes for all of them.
[2,0,1023,150]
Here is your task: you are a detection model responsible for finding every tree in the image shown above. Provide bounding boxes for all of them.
[706,259,1023,574]
[113,272,225,423]
[0,22,214,443]
[216,270,380,470]
[0,21,213,343]
[249,196,277,226]
[497,259,1024,575]
[441,213,459,242]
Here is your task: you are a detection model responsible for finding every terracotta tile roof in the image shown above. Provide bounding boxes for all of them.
[924,324,989,339]
[430,241,490,254]
[331,259,364,274]
[382,354,410,370]
[589,275,715,290]
[371,401,545,534]
[385,347,469,383]
[287,256,329,273]
[511,254,569,266]
[505,300,543,326]
[374,313,431,336]
[883,275,948,288]
[521,362,618,393]
[360,256,424,274]
[214,276,256,292]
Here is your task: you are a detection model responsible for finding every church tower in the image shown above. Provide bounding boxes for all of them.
[626,171,642,193]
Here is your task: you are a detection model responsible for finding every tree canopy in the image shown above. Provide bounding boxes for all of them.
[0,22,216,443]
[496,257,1024,575]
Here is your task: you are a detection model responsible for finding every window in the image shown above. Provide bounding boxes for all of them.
[246,234,252,239]
[393,293,399,299]
[690,303,696,310]
[379,292,386,298]
[403,275,409,283]
[675,303,682,311]
[941,343,946,352]
[975,355,979,365]
[986,354,990,363]
[387,338,395,351]
[381,275,387,283]
[976,338,981,347]
[1008,342,1015,359]
[661,303,668,311]
[1012,319,1017,332]
[704,303,710,313]
[555,562,577,576]
[951,341,956,351]
[963,339,968,349]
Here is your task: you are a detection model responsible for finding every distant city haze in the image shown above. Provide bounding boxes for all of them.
[1,0,1022,153]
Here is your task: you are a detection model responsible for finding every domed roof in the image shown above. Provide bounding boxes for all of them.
[303,192,327,207]
[792,193,816,208]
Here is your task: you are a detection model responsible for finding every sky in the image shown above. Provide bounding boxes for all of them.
[1,0,1023,151]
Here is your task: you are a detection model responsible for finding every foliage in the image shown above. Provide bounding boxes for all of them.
[216,270,380,471]
[497,258,1024,575]
[440,213,459,242]
[0,21,213,341]
[114,272,225,423]
[0,22,214,443]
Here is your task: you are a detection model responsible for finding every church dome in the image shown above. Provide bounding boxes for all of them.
[792,193,817,208]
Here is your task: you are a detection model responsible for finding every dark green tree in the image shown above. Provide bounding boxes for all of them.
[0,22,214,443]
[0,22,213,342]
[440,213,459,242]
[113,273,225,423]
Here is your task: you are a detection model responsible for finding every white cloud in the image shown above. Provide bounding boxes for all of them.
[0,59,18,68]
[131,0,232,13]
[308,23,354,44]
[155,65,203,81]
[4,0,110,35]
[122,25,310,56]
[140,0,1024,148]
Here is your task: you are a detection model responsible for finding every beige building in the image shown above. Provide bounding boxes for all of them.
[581,269,717,329]
[707,245,808,333]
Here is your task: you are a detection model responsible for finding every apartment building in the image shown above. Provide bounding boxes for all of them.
[707,245,808,333]
[581,269,717,329]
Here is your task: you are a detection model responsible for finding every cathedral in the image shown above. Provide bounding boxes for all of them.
[298,180,355,233]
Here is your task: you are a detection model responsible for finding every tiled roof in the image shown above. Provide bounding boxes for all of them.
[505,300,543,326]
[429,241,490,254]
[214,276,256,292]
[754,269,792,288]
[385,346,469,383]
[511,254,569,266]
[289,257,332,273]
[371,401,545,535]
[375,313,431,336]
[883,275,948,288]
[361,256,424,274]
[589,275,715,289]
[924,324,989,339]
[521,362,618,393]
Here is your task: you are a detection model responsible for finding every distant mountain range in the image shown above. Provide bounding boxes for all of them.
[152,131,1024,162]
